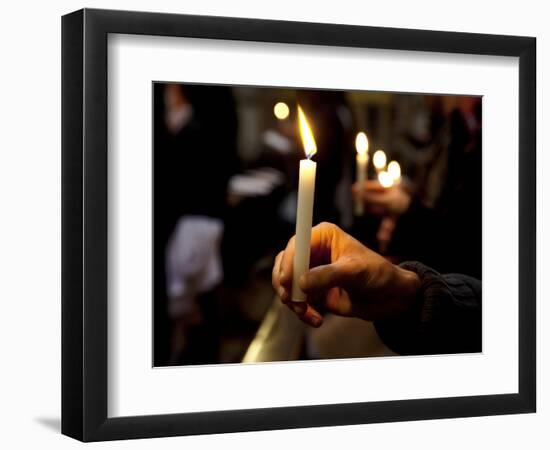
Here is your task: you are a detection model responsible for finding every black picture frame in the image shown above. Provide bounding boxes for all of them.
[62,8,536,442]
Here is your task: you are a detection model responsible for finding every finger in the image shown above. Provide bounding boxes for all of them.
[377,217,396,241]
[272,251,282,287]
[299,262,349,295]
[280,222,338,296]
[377,227,392,243]
[272,251,287,300]
[380,216,397,232]
[287,301,323,328]
[309,222,339,266]
[323,286,354,317]
[279,236,295,292]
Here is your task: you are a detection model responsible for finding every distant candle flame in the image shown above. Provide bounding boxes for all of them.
[387,161,401,181]
[297,105,317,159]
[378,171,394,188]
[373,150,387,170]
[355,132,369,155]
[274,102,290,120]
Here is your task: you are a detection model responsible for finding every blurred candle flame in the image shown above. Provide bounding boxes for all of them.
[378,170,394,188]
[373,150,387,170]
[387,160,401,182]
[274,102,290,120]
[297,105,317,159]
[355,132,369,156]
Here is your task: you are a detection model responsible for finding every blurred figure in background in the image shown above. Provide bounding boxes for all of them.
[354,96,482,279]
[153,83,238,365]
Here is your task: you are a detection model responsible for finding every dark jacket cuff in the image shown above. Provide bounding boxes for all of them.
[374,261,481,355]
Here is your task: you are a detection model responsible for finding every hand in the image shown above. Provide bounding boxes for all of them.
[352,180,412,217]
[272,222,421,327]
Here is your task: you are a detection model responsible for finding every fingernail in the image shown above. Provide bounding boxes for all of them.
[290,301,307,315]
[311,315,323,327]
[279,271,285,282]
[278,287,286,298]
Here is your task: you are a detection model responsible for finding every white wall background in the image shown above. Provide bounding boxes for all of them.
[0,1,546,448]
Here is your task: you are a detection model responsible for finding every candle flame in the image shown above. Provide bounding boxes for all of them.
[274,102,290,120]
[373,150,387,170]
[378,171,394,188]
[387,161,401,181]
[355,132,369,155]
[297,105,317,159]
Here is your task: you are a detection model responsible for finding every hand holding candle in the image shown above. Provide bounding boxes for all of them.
[352,157,409,216]
[272,222,422,327]
[362,159,410,217]
[292,105,317,302]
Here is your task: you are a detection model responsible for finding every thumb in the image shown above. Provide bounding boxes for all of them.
[299,262,349,294]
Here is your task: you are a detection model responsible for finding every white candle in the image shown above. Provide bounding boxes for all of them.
[292,106,317,302]
[354,132,369,216]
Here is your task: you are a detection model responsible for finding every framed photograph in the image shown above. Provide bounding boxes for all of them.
[62,8,536,441]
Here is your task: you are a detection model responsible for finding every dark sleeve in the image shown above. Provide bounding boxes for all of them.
[374,261,481,355]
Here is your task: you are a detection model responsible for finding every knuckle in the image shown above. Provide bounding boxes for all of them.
[318,221,340,233]
[342,257,366,282]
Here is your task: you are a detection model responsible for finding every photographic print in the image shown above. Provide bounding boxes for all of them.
[62,9,535,440]
[152,83,482,367]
